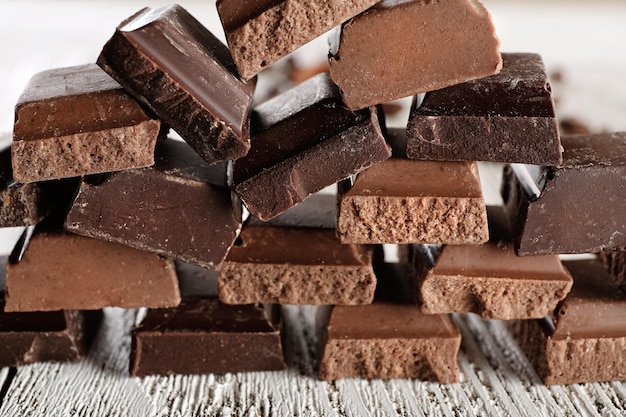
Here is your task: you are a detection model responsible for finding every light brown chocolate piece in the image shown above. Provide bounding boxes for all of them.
[12,64,160,183]
[5,221,180,312]
[338,130,488,244]
[217,0,381,80]
[510,259,626,385]
[329,0,502,109]
[219,194,377,305]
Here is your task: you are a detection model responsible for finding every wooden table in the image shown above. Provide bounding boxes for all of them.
[1,1,625,415]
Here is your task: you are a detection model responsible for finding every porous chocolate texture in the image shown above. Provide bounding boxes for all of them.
[329,0,502,110]
[5,218,180,312]
[216,0,381,80]
[406,53,562,165]
[318,263,461,382]
[65,138,241,270]
[513,132,626,255]
[509,259,626,385]
[97,5,255,165]
[219,194,377,305]
[12,64,160,183]
[337,128,488,244]
[233,73,390,221]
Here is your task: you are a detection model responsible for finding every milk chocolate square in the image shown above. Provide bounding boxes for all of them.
[233,73,390,221]
[219,194,377,305]
[97,5,255,165]
[510,259,626,385]
[217,0,381,80]
[318,264,461,382]
[337,129,488,244]
[406,53,562,165]
[65,138,241,270]
[329,0,502,110]
[513,132,626,255]
[12,64,160,183]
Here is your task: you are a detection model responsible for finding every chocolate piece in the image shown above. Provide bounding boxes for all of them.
[5,219,180,312]
[233,73,390,221]
[513,132,626,255]
[12,64,160,183]
[601,250,626,291]
[318,263,461,382]
[131,263,285,376]
[97,5,255,165]
[510,259,626,384]
[406,53,562,165]
[337,128,488,244]
[217,0,380,80]
[329,0,502,110]
[65,138,241,269]
[219,194,377,305]
[402,240,573,320]
[0,300,101,367]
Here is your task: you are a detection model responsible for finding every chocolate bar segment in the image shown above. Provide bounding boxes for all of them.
[329,0,502,110]
[510,259,626,384]
[219,194,377,305]
[338,128,488,244]
[513,132,626,255]
[318,264,461,382]
[216,0,381,80]
[5,220,180,312]
[97,5,255,165]
[406,53,562,165]
[233,73,390,221]
[12,64,160,183]
[65,138,241,269]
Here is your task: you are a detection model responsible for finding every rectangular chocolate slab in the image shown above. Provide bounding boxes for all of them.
[512,132,626,255]
[12,64,160,183]
[337,128,488,244]
[217,0,381,80]
[233,73,390,221]
[219,194,377,305]
[98,5,255,165]
[406,53,562,165]
[329,0,502,109]
[510,259,626,385]
[318,263,461,382]
[65,138,241,269]
[5,218,180,312]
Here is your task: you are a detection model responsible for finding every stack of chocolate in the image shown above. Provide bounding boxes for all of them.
[1,0,624,387]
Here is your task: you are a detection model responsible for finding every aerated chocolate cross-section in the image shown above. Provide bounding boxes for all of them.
[233,73,390,221]
[216,0,381,80]
[12,64,160,183]
[406,53,562,165]
[219,194,377,305]
[97,5,255,165]
[65,138,242,269]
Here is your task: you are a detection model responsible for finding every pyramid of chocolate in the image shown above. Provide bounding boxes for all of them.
[65,138,242,270]
[512,132,626,255]
[219,194,377,305]
[97,5,255,165]
[216,0,381,80]
[400,206,573,320]
[509,259,626,385]
[337,128,489,244]
[318,263,461,382]
[130,262,286,376]
[329,0,502,109]
[5,217,180,312]
[233,73,390,221]
[406,53,562,166]
[11,64,161,183]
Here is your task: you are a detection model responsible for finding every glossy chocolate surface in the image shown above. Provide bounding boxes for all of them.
[216,0,283,31]
[98,5,255,164]
[65,138,241,269]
